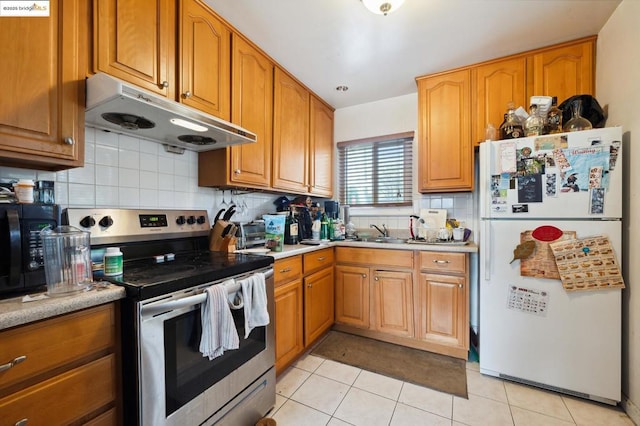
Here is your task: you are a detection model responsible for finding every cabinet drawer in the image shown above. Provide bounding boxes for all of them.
[274,256,303,286]
[419,251,467,274]
[0,354,116,425]
[0,303,116,393]
[336,247,413,269]
[303,248,334,274]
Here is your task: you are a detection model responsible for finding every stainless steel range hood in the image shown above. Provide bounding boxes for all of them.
[84,73,256,152]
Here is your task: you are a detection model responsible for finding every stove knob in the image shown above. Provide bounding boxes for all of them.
[99,215,114,228]
[186,216,196,225]
[79,216,96,228]
[176,215,186,225]
[196,215,206,225]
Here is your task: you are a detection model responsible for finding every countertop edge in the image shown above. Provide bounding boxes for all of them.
[0,285,126,331]
[266,240,478,259]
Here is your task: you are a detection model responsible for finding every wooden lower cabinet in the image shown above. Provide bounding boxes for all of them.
[304,267,334,346]
[274,248,335,375]
[335,265,370,329]
[274,278,304,374]
[372,270,414,337]
[0,303,120,425]
[335,248,414,339]
[335,247,470,359]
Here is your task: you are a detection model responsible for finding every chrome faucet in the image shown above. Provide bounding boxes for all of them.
[370,224,388,237]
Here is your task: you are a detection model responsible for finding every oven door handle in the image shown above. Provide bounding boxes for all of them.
[141,268,273,317]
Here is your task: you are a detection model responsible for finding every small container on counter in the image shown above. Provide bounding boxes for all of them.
[103,247,123,276]
[13,179,35,203]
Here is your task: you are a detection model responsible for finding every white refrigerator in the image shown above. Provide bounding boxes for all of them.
[478,127,623,405]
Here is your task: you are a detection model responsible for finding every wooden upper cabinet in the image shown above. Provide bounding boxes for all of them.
[179,0,231,120]
[529,37,595,102]
[229,35,273,187]
[0,0,85,170]
[472,57,526,146]
[94,0,176,97]
[273,68,310,193]
[417,69,473,192]
[309,96,334,197]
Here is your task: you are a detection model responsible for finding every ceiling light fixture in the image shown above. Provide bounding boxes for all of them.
[336,85,349,92]
[362,0,405,16]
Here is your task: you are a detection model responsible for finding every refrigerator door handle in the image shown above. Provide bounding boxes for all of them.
[482,219,491,281]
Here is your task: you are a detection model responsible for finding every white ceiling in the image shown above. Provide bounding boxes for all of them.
[203,0,621,110]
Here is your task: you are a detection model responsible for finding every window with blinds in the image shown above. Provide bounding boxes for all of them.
[338,132,413,207]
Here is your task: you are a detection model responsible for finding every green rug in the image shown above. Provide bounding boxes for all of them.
[311,331,468,398]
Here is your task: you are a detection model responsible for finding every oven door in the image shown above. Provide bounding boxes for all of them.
[137,267,275,426]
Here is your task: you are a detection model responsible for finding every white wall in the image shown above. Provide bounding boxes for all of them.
[334,93,475,234]
[597,0,640,421]
[334,93,480,339]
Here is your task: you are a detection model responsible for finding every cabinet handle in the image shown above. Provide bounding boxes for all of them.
[14,419,28,426]
[279,267,291,273]
[161,80,169,88]
[432,259,450,264]
[63,137,74,145]
[234,169,241,175]
[307,283,312,288]
[182,91,192,99]
[458,284,464,288]
[317,256,326,261]
[374,276,379,281]
[0,355,27,372]
[362,274,367,278]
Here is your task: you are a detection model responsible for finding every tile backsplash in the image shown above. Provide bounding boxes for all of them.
[0,127,280,223]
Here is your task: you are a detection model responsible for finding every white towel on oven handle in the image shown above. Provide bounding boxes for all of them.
[240,272,270,338]
[199,279,239,360]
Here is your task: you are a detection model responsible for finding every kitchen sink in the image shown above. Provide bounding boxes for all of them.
[372,237,408,244]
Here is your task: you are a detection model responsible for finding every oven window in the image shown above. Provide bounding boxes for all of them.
[164,306,266,416]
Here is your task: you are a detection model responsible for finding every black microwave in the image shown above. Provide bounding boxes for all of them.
[0,204,61,296]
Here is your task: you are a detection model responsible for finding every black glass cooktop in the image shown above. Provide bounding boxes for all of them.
[101,250,273,300]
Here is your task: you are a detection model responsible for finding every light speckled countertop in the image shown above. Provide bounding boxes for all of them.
[1,241,476,331]
[0,284,125,331]
[266,239,478,260]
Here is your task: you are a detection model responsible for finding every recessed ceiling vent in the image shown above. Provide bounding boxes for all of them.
[178,135,216,146]
[101,112,155,130]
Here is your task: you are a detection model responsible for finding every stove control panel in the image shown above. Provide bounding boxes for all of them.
[63,208,211,244]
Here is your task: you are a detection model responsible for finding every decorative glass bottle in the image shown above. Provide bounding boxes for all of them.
[500,102,524,139]
[563,99,592,132]
[525,104,544,136]
[546,96,563,134]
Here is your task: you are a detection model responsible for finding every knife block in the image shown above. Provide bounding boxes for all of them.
[209,220,235,252]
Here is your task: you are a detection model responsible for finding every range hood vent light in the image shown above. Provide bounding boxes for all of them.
[85,73,257,152]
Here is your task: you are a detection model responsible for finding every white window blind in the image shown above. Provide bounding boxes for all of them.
[338,132,414,207]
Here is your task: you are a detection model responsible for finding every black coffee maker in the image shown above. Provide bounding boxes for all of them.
[324,200,339,220]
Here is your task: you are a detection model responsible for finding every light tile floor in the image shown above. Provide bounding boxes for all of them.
[272,352,635,426]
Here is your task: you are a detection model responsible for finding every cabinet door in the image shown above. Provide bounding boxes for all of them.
[274,279,303,374]
[230,35,273,187]
[94,0,176,97]
[473,57,526,145]
[273,68,310,193]
[0,0,85,170]
[304,267,335,346]
[418,273,468,349]
[334,265,370,329]
[309,96,334,197]
[417,69,472,192]
[529,38,595,101]
[179,0,231,120]
[372,270,414,337]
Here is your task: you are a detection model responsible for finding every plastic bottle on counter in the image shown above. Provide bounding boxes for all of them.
[103,247,123,276]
